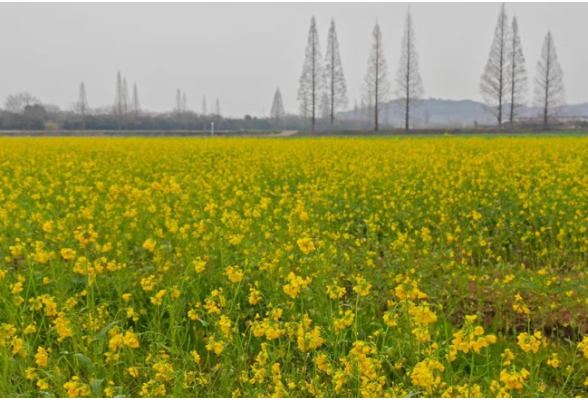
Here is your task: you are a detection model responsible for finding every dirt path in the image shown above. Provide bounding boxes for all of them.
[267,130,298,137]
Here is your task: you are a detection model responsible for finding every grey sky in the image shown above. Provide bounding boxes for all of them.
[1,2,586,117]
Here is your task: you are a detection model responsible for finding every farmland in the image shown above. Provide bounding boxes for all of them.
[1,137,588,397]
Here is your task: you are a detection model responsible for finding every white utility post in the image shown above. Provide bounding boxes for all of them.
[211,122,214,137]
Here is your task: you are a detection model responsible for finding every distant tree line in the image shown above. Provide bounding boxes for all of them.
[0,102,281,132]
[0,71,297,132]
[0,5,571,132]
[0,67,314,132]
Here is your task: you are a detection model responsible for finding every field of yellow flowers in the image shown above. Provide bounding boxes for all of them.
[1,137,588,397]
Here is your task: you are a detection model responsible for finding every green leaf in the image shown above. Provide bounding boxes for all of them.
[90,379,104,397]
[93,320,119,342]
[75,353,96,373]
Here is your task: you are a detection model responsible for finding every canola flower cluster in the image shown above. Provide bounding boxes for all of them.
[0,137,588,397]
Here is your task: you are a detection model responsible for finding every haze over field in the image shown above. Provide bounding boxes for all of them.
[1,2,587,118]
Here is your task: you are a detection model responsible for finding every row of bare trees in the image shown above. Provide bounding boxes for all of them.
[481,4,565,130]
[294,6,567,132]
[362,12,424,132]
[296,17,347,131]
[195,96,221,117]
[295,17,350,130]
[72,72,142,130]
[74,73,142,131]
[274,32,357,133]
[111,71,141,129]
[172,92,221,130]
[72,73,224,131]
[178,94,221,117]
[297,10,423,132]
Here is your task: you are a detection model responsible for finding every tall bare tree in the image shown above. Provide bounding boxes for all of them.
[362,22,390,132]
[215,98,221,117]
[122,78,129,118]
[113,71,124,129]
[75,82,89,130]
[175,89,183,117]
[297,16,323,131]
[132,82,141,118]
[175,90,189,128]
[395,8,423,132]
[508,16,528,125]
[270,88,286,126]
[480,3,510,127]
[534,31,565,130]
[202,96,207,116]
[113,72,130,129]
[323,19,347,126]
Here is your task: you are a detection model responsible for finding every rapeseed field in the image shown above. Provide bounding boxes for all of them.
[1,137,587,397]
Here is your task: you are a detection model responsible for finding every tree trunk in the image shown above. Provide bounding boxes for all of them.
[405,97,409,132]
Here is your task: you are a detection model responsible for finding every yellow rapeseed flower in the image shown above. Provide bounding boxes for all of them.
[578,337,588,359]
[35,347,49,367]
[352,275,372,297]
[296,238,316,255]
[517,331,543,354]
[500,368,530,390]
[60,248,76,261]
[142,239,156,252]
[224,266,244,283]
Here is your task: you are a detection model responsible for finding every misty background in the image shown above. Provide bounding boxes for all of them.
[1,2,587,120]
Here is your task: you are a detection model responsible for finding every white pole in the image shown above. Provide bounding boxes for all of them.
[211,122,214,137]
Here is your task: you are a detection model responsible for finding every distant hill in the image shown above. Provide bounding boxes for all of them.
[553,102,588,118]
[339,98,588,128]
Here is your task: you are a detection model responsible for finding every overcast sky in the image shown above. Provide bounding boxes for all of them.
[1,2,586,117]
